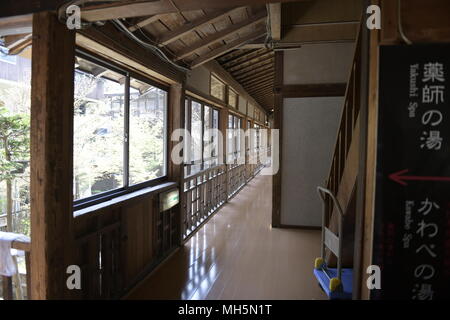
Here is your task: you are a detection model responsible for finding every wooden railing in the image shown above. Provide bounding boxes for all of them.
[325,25,362,222]
[227,163,246,198]
[73,216,122,299]
[182,165,228,239]
[181,151,267,240]
[1,234,31,300]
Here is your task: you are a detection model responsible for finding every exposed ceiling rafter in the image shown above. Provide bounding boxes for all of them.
[190,27,266,68]
[174,10,267,61]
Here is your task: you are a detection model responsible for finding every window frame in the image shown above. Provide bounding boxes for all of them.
[227,113,242,163]
[228,88,238,108]
[73,50,170,210]
[184,95,221,177]
[210,73,226,101]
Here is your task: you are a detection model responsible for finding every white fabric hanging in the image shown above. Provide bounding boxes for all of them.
[0,231,30,276]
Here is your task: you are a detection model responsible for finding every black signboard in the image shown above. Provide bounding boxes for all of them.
[373,44,450,300]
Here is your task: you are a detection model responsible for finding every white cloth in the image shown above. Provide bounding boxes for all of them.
[0,231,30,276]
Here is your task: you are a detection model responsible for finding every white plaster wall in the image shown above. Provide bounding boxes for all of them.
[283,43,355,85]
[280,97,342,226]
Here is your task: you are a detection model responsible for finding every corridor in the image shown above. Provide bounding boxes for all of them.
[127,174,325,300]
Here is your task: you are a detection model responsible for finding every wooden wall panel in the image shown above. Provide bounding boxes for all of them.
[122,197,155,288]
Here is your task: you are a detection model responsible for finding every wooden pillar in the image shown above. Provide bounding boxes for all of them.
[219,107,229,199]
[168,83,185,182]
[30,11,75,300]
[168,82,185,246]
[272,51,283,228]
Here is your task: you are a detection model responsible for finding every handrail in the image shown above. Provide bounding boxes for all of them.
[317,186,344,218]
[1,233,31,300]
[183,164,226,182]
[326,21,362,197]
[317,186,344,282]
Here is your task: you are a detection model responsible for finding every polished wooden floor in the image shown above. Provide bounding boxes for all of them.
[127,174,325,300]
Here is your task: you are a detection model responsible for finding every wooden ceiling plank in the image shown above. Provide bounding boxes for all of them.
[219,48,259,65]
[235,62,273,77]
[247,84,273,95]
[80,0,303,21]
[231,58,273,77]
[223,48,271,68]
[242,75,274,88]
[174,10,267,61]
[158,7,241,46]
[128,15,162,32]
[236,67,274,82]
[227,51,274,73]
[190,27,266,68]
[247,82,274,93]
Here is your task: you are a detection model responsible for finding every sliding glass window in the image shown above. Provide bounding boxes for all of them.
[184,96,220,176]
[129,78,167,185]
[227,114,242,163]
[73,53,168,207]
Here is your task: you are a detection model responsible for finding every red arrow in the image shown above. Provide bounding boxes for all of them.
[389,169,450,186]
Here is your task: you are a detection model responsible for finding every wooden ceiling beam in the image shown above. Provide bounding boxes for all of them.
[275,83,347,98]
[158,7,241,47]
[174,10,267,61]
[128,15,162,32]
[5,33,32,54]
[281,22,358,44]
[3,33,28,46]
[268,3,281,41]
[190,28,265,68]
[0,14,32,37]
[80,0,304,22]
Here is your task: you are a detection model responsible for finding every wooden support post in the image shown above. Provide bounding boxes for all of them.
[168,83,185,246]
[272,51,283,228]
[220,107,229,199]
[168,83,185,182]
[352,0,371,300]
[30,11,75,300]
